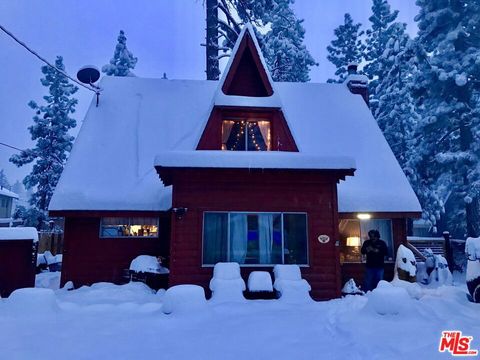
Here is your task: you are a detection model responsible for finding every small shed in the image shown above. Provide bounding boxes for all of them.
[0,227,38,297]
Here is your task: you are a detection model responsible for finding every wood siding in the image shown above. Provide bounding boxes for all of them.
[167,168,345,300]
[0,240,36,297]
[60,213,170,287]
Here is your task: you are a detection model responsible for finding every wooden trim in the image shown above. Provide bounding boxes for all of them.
[48,210,170,218]
[222,32,273,96]
[339,211,422,219]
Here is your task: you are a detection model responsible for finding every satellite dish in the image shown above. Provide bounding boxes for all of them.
[77,65,100,85]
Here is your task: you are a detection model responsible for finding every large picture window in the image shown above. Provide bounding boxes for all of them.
[222,119,271,151]
[339,219,393,263]
[100,217,159,238]
[203,212,308,265]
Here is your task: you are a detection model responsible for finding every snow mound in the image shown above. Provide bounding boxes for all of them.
[273,265,312,303]
[209,263,246,303]
[129,255,169,274]
[162,285,207,314]
[273,264,302,281]
[0,227,38,242]
[342,278,363,295]
[35,271,61,290]
[391,278,423,299]
[466,237,480,262]
[7,288,58,315]
[247,271,273,292]
[367,281,411,315]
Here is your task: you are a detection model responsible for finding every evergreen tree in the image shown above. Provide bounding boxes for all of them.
[375,23,418,170]
[364,0,400,113]
[0,169,10,189]
[10,56,78,212]
[206,0,316,82]
[102,30,138,77]
[326,13,365,83]
[260,0,317,82]
[410,0,480,236]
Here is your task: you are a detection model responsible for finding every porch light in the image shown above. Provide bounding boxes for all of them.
[357,213,371,220]
[346,236,361,247]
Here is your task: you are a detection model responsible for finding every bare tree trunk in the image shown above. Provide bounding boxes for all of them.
[206,0,220,80]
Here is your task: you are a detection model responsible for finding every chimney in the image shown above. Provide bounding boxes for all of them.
[344,63,369,107]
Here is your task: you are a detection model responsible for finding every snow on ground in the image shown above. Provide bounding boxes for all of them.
[0,279,478,360]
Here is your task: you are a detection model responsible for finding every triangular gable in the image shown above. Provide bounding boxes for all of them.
[220,24,274,97]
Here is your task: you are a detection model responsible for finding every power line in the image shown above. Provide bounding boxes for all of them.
[0,23,99,95]
[0,142,23,152]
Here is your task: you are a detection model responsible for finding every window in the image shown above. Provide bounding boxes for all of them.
[339,219,393,263]
[222,119,271,151]
[203,212,308,265]
[100,217,159,238]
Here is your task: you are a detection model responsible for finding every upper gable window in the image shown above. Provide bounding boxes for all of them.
[222,119,271,151]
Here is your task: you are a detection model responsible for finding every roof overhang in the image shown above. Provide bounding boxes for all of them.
[154,150,356,186]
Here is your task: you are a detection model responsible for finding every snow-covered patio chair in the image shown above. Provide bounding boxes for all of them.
[209,262,246,303]
[273,264,312,303]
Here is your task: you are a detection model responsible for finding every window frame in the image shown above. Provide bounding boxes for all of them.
[99,217,160,239]
[221,117,272,151]
[201,211,309,267]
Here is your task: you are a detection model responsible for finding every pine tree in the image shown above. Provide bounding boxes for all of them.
[364,0,400,113]
[260,0,317,82]
[102,30,138,77]
[410,0,480,236]
[0,169,10,189]
[206,0,316,82]
[375,23,418,170]
[10,56,78,212]
[326,13,365,83]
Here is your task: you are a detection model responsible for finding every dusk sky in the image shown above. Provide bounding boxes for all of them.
[0,0,418,185]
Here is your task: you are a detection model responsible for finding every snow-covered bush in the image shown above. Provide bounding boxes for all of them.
[129,255,169,274]
[209,263,246,303]
[273,265,312,303]
[421,249,453,286]
[247,271,273,292]
[465,237,480,303]
[162,285,207,315]
[394,245,416,282]
[367,280,411,315]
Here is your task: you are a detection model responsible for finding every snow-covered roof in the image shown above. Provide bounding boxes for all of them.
[49,25,421,215]
[49,76,420,213]
[155,151,356,171]
[0,227,38,242]
[0,187,19,199]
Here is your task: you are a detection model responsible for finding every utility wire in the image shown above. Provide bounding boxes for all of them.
[0,24,99,94]
[0,142,23,152]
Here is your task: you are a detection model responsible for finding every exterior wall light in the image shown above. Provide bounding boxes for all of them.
[357,213,371,220]
[173,207,188,220]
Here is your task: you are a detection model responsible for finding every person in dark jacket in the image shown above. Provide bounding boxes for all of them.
[361,229,388,291]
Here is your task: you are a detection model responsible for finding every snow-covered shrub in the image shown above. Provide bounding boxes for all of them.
[7,288,58,315]
[209,263,246,303]
[341,278,363,295]
[367,281,411,315]
[129,255,169,274]
[421,249,453,286]
[162,285,207,314]
[273,265,312,303]
[394,245,417,282]
[247,271,273,292]
[465,237,480,303]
